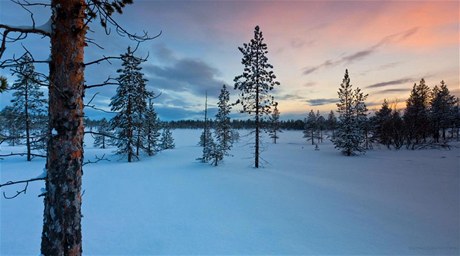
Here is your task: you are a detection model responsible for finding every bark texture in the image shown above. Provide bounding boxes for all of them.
[41,0,86,255]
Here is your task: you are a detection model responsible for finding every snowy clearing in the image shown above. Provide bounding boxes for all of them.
[1,129,459,255]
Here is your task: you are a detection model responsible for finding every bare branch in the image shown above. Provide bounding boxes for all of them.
[85,130,118,140]
[85,77,119,89]
[11,0,51,7]
[83,154,110,166]
[1,176,46,199]
[83,55,121,66]
[87,0,162,42]
[0,152,46,158]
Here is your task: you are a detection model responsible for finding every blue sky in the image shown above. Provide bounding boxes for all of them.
[1,0,459,120]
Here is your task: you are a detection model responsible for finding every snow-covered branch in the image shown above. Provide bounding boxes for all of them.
[0,22,51,59]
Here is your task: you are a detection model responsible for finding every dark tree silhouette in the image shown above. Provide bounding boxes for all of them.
[234,25,280,168]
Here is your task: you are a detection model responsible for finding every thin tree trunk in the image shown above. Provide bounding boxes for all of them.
[127,97,133,162]
[255,61,260,168]
[41,1,86,255]
[25,83,31,161]
[311,130,314,145]
[255,88,259,168]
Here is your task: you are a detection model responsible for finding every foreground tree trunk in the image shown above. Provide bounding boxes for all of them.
[41,0,86,254]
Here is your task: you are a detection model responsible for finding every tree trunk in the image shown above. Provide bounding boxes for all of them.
[127,97,133,162]
[25,82,31,161]
[255,81,259,169]
[311,130,314,145]
[41,1,86,255]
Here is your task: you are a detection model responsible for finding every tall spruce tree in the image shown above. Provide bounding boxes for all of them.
[160,126,175,150]
[430,81,456,142]
[199,92,212,162]
[326,110,337,138]
[404,79,431,148]
[332,69,368,156]
[234,25,280,168]
[110,47,151,162]
[268,103,281,144]
[143,98,161,156]
[391,110,405,149]
[93,118,111,149]
[453,98,460,141]
[303,110,317,145]
[10,53,47,161]
[353,87,369,149]
[373,99,393,148]
[0,106,22,146]
[214,85,233,160]
[316,110,325,143]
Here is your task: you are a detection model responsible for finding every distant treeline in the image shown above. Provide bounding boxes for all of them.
[84,118,306,131]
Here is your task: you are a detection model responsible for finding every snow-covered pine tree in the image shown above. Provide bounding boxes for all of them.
[234,25,280,168]
[110,47,152,162]
[316,110,325,143]
[353,87,369,149]
[303,110,317,145]
[326,110,337,138]
[10,53,47,161]
[0,76,7,92]
[160,126,175,150]
[268,103,281,144]
[430,81,456,142]
[403,79,431,149]
[143,98,161,156]
[373,99,393,148]
[202,131,220,165]
[199,92,212,161]
[453,98,460,141]
[93,118,111,149]
[0,106,22,146]
[214,84,233,162]
[390,110,405,149]
[332,69,367,156]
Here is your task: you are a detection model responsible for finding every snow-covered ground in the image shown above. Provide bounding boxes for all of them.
[1,130,459,255]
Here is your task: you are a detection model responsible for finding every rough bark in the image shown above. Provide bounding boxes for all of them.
[41,1,86,255]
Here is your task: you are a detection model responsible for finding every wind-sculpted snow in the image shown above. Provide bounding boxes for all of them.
[1,130,459,254]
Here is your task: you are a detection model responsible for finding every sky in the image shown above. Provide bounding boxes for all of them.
[0,0,459,120]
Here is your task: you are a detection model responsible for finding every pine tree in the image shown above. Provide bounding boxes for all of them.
[0,76,7,92]
[316,110,325,143]
[160,126,175,150]
[202,131,220,165]
[143,98,161,156]
[326,110,337,138]
[373,99,393,148]
[199,92,212,162]
[353,87,369,149]
[214,85,233,162]
[10,53,47,161]
[303,110,317,145]
[93,118,111,149]
[110,47,151,162]
[430,81,456,142]
[332,69,368,156]
[0,106,22,146]
[390,110,405,149]
[268,103,281,144]
[453,98,460,141]
[404,79,431,149]
[234,25,280,168]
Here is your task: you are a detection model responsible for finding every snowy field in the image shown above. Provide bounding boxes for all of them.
[1,129,459,255]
